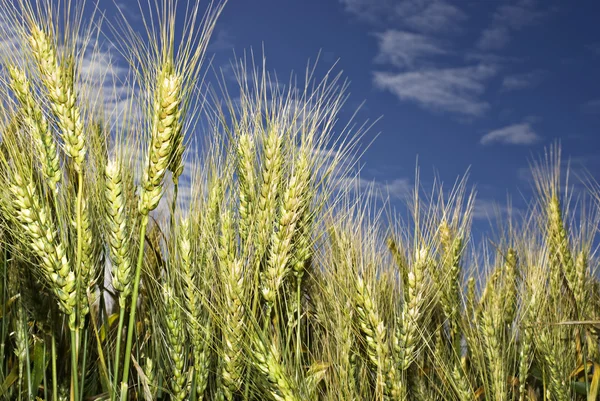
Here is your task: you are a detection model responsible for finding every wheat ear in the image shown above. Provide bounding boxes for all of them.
[139,62,182,215]
[253,340,301,401]
[438,220,463,353]
[105,159,132,307]
[354,275,404,400]
[8,66,61,192]
[218,211,245,400]
[121,61,184,399]
[163,284,188,401]
[178,218,210,399]
[262,152,310,306]
[9,171,77,327]
[105,157,133,398]
[236,132,257,244]
[395,248,429,371]
[28,24,86,171]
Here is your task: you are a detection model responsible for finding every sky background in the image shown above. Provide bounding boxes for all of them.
[102,0,600,229]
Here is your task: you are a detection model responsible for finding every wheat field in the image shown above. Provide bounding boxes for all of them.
[0,0,599,400]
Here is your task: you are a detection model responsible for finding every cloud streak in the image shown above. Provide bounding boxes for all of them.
[373,64,496,116]
[477,1,549,51]
[340,0,466,33]
[501,70,547,91]
[480,122,541,145]
[374,30,447,69]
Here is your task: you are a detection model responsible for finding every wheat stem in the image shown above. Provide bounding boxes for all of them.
[120,214,149,400]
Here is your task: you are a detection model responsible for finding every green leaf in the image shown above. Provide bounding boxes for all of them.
[32,339,47,396]
[0,363,18,397]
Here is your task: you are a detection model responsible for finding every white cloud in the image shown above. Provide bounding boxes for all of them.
[478,26,510,51]
[340,0,466,33]
[393,0,467,33]
[582,99,600,115]
[373,64,496,116]
[374,30,447,69]
[472,198,513,220]
[480,122,541,145]
[477,1,549,51]
[338,176,412,200]
[209,28,235,53]
[501,70,546,91]
[76,46,140,130]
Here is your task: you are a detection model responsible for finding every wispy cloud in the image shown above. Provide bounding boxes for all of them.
[115,2,141,21]
[393,0,467,33]
[480,122,541,145]
[340,0,466,33]
[581,99,600,115]
[478,26,511,52]
[477,1,550,51]
[373,64,496,116]
[341,1,499,118]
[76,45,140,129]
[472,198,513,220]
[374,30,447,69]
[338,176,412,201]
[209,28,235,53]
[501,70,547,91]
[587,43,600,56]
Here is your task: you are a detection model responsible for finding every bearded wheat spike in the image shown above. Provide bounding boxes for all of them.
[291,213,312,280]
[438,219,463,352]
[354,275,404,400]
[395,247,429,370]
[255,124,284,263]
[452,365,473,401]
[164,284,188,401]
[575,250,588,313]
[169,124,184,185]
[178,218,211,399]
[262,152,311,305]
[503,248,518,326]
[481,292,506,400]
[143,357,158,400]
[518,327,532,401]
[236,132,256,243]
[537,331,570,401]
[77,199,95,326]
[8,66,61,191]
[10,171,77,328]
[139,63,183,214]
[253,340,301,401]
[105,159,132,308]
[218,212,245,400]
[547,195,577,302]
[28,24,86,171]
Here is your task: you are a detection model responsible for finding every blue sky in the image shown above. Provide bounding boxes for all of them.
[108,0,600,223]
